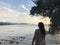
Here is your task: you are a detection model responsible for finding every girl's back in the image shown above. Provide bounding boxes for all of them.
[35,29,45,45]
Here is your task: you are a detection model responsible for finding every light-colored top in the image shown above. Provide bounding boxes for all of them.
[34,29,46,45]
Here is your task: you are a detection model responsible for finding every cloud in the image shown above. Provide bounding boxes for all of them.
[0,7,23,22]
[0,2,29,12]
[0,2,11,8]
[19,4,29,12]
[0,6,50,24]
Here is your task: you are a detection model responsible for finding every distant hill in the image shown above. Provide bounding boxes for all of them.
[0,22,15,25]
[0,22,36,25]
[0,22,50,26]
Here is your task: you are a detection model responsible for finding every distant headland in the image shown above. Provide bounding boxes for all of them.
[0,22,36,25]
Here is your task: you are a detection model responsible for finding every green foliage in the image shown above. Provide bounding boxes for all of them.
[30,0,60,35]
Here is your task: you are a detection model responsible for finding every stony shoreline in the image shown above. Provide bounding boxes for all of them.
[0,34,60,45]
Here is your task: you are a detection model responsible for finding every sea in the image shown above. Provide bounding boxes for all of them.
[0,25,60,45]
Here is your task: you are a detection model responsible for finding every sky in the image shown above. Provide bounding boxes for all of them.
[0,0,50,24]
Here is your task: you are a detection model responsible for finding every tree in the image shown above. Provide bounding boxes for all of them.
[30,0,60,35]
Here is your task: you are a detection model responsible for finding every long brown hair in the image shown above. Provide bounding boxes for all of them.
[38,22,46,37]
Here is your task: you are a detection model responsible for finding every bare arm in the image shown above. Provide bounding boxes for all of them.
[32,36,35,45]
[32,30,37,45]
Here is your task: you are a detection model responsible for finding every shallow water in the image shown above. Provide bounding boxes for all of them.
[0,25,37,36]
[0,25,60,45]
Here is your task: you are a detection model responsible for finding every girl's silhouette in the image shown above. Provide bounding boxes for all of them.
[32,22,46,45]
